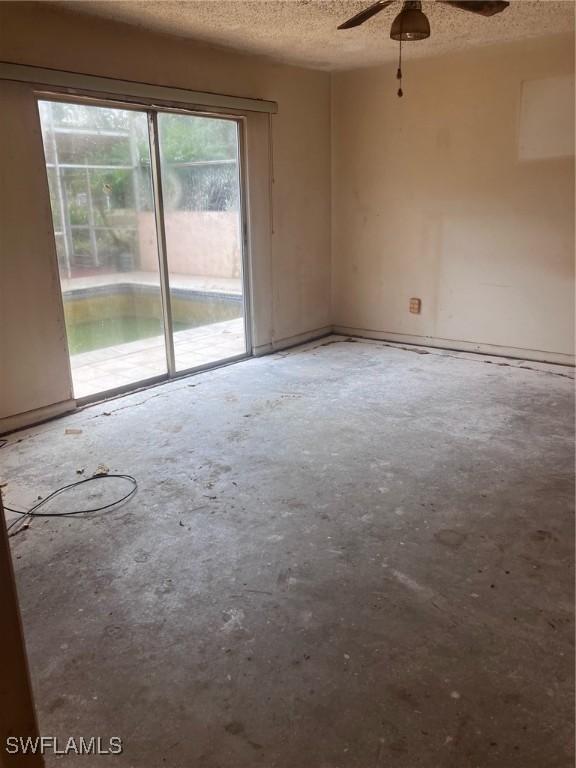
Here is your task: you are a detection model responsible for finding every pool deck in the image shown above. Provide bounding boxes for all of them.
[61,271,243,296]
[70,317,246,398]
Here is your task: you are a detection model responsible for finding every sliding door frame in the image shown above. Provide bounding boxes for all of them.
[147,110,176,377]
[35,89,254,404]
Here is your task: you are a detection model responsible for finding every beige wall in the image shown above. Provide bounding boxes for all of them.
[0,2,332,429]
[0,80,74,423]
[332,35,575,362]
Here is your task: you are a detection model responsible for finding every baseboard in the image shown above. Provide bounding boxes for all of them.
[253,326,333,356]
[334,326,575,367]
[0,399,76,436]
[2,326,571,434]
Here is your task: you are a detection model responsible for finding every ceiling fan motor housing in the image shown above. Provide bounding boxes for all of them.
[390,1,431,41]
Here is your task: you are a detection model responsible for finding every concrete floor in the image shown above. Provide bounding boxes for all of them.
[2,336,574,768]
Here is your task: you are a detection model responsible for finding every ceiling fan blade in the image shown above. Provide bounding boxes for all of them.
[437,1,509,16]
[338,0,396,30]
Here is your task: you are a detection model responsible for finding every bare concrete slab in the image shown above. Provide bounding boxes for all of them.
[2,336,574,768]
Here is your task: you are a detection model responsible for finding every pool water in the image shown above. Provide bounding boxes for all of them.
[66,317,192,355]
[64,287,243,355]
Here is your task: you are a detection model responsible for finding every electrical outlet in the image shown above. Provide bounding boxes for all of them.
[409,297,421,314]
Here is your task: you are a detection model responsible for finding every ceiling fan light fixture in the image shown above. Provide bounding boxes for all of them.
[390,1,431,41]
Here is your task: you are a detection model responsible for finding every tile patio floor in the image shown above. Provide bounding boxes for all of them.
[70,317,246,398]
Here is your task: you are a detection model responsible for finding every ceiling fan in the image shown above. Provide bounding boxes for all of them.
[337,0,510,96]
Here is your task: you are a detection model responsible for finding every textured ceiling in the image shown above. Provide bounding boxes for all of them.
[58,1,575,69]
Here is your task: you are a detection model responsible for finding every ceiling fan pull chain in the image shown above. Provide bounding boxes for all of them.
[397,39,403,97]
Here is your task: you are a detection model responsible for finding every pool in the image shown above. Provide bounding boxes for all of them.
[63,283,243,355]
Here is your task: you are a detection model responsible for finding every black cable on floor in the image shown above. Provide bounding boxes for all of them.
[4,474,137,537]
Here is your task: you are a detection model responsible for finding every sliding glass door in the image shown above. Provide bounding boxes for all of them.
[39,101,166,398]
[38,99,249,400]
[157,113,246,372]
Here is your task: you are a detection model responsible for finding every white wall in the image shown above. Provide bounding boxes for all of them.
[0,2,332,430]
[332,35,575,362]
